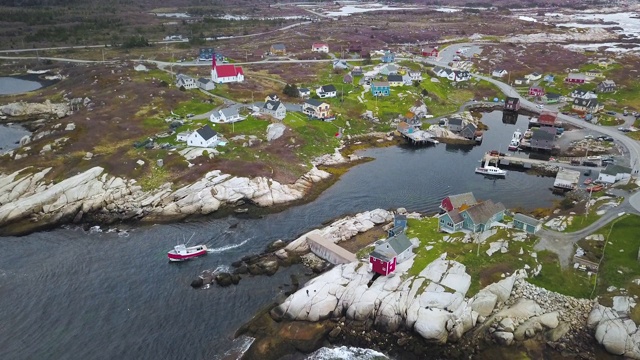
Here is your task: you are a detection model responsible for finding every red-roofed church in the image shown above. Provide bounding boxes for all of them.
[211,57,244,84]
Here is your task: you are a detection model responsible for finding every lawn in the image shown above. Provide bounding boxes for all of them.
[596,214,640,293]
[528,250,595,299]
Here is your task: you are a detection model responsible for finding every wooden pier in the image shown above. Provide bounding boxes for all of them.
[401,130,440,145]
[482,153,556,169]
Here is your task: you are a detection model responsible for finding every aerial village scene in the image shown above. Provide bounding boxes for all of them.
[3,0,640,359]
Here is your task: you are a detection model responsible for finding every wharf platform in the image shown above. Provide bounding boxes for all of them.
[307,233,357,265]
[401,130,439,145]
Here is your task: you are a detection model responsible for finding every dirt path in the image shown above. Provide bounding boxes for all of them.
[534,198,638,268]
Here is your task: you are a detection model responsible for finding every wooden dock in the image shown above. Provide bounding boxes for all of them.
[401,130,439,145]
[482,153,555,169]
[306,233,357,265]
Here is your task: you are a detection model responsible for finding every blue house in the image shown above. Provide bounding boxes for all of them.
[438,199,506,233]
[382,51,395,63]
[388,214,408,237]
[461,200,506,233]
[371,81,390,96]
[438,209,464,233]
[513,213,541,234]
[543,74,555,83]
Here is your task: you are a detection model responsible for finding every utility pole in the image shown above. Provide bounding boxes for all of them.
[102,49,105,62]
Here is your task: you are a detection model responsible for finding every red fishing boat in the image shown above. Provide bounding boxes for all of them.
[584,178,593,185]
[168,244,208,262]
[587,185,603,193]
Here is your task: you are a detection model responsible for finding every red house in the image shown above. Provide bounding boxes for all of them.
[440,192,478,212]
[565,73,586,84]
[538,111,558,127]
[422,47,439,58]
[369,234,414,276]
[528,86,545,97]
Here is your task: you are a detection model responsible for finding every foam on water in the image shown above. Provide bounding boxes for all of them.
[305,346,389,360]
[207,238,250,253]
[214,335,255,360]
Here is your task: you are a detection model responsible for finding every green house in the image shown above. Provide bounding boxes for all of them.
[513,213,541,234]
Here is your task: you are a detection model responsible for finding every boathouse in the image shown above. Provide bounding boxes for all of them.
[504,97,520,112]
[513,213,542,234]
[307,233,357,265]
[529,127,556,152]
[554,168,580,191]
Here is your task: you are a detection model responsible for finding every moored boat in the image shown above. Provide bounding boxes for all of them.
[587,184,603,193]
[475,160,507,177]
[168,244,208,262]
[508,129,522,151]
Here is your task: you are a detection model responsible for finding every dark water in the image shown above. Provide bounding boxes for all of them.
[0,124,30,152]
[0,76,43,95]
[0,111,562,359]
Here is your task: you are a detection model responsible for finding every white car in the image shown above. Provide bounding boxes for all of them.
[584,134,594,139]
[537,104,544,109]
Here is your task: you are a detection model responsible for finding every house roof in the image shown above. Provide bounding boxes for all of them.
[299,87,310,93]
[530,86,544,90]
[572,88,589,95]
[461,123,477,134]
[433,66,445,74]
[601,164,632,176]
[493,69,506,73]
[370,245,397,262]
[312,42,328,48]
[263,100,282,110]
[197,77,211,84]
[214,64,243,78]
[271,43,286,50]
[320,84,337,92]
[514,213,541,227]
[387,233,413,255]
[196,125,217,140]
[448,117,463,126]
[600,80,616,87]
[538,112,557,125]
[387,74,403,82]
[546,92,560,99]
[567,73,587,80]
[447,192,477,209]
[395,214,407,221]
[464,200,506,225]
[220,107,239,118]
[445,208,464,224]
[532,128,555,141]
[372,81,390,87]
[305,99,326,107]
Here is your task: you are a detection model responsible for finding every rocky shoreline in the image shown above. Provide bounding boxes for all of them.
[224,210,630,360]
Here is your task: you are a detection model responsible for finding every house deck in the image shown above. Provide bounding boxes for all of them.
[401,130,439,145]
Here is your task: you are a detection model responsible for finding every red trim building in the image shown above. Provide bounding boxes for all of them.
[528,86,545,97]
[440,192,478,212]
[422,47,439,58]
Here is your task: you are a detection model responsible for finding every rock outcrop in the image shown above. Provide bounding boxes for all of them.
[271,253,595,349]
[589,297,640,359]
[0,165,332,234]
[285,209,393,253]
[0,100,71,119]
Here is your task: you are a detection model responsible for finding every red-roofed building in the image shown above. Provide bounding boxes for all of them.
[311,42,329,53]
[528,86,545,97]
[538,111,557,127]
[211,57,244,84]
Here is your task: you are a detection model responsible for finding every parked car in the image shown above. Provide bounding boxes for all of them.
[606,111,616,115]
[186,113,195,118]
[584,169,592,176]
[602,158,615,165]
[583,161,598,167]
[618,127,631,132]
[570,159,581,165]
[584,134,594,139]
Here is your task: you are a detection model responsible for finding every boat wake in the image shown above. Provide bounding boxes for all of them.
[214,335,255,360]
[305,346,389,360]
[206,238,250,254]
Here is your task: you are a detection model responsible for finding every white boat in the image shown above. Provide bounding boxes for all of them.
[475,160,507,177]
[508,129,522,151]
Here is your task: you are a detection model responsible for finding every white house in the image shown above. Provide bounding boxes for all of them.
[316,84,337,98]
[312,42,329,53]
[492,69,508,78]
[332,60,348,70]
[514,78,530,86]
[452,70,471,82]
[176,74,197,89]
[211,58,244,84]
[525,72,542,81]
[408,71,422,81]
[187,125,218,147]
[432,66,450,78]
[176,131,191,142]
[197,77,215,91]
[299,88,310,98]
[134,64,148,72]
[265,94,280,102]
[210,107,244,123]
[260,100,286,120]
[570,89,597,100]
[597,164,632,184]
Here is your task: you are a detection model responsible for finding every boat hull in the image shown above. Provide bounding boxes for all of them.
[167,245,208,262]
[475,168,507,177]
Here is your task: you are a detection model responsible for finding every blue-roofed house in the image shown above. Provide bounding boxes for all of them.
[543,74,555,83]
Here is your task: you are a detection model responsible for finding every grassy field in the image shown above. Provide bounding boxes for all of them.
[403,217,600,298]
[596,215,640,292]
